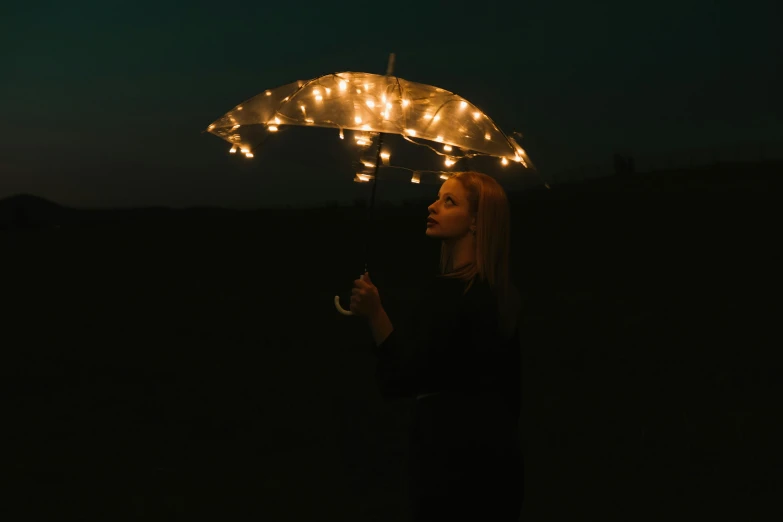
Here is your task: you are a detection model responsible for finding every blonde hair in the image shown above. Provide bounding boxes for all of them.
[436,171,522,342]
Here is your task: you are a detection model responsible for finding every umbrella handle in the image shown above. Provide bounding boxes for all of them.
[335,273,367,316]
[334,295,353,316]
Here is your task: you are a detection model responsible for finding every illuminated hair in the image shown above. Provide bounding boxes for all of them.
[436,171,522,341]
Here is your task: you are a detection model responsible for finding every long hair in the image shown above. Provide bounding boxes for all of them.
[436,171,522,341]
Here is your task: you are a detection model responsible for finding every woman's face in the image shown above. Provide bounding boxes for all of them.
[425,178,475,240]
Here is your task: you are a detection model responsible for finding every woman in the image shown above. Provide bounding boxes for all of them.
[351,171,525,521]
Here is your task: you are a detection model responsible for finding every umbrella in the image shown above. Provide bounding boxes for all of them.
[204,54,536,315]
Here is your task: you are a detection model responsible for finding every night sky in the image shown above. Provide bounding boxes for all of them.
[2,0,780,209]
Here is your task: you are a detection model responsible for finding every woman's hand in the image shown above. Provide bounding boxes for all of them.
[350,272,382,320]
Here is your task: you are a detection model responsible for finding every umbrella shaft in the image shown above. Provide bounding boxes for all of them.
[364,132,385,274]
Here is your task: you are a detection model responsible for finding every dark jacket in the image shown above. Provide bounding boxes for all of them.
[371,273,524,521]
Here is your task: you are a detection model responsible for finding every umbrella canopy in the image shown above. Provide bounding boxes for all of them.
[205,71,533,169]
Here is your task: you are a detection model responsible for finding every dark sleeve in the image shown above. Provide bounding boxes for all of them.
[370,280,502,400]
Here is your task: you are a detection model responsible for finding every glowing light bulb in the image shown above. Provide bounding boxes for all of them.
[231,124,240,130]
[402,99,410,107]
[405,129,417,136]
[208,124,215,130]
[355,116,362,124]
[364,83,369,91]
[305,118,314,124]
[313,89,321,95]
[411,173,420,184]
[362,124,371,130]
[444,145,453,152]
[385,102,392,109]
[240,147,249,153]
[325,88,331,94]
[473,112,481,120]
[484,133,491,140]
[315,95,323,102]
[283,96,289,101]
[339,80,347,91]
[435,136,444,142]
[300,105,306,113]
[440,174,450,180]
[362,161,375,168]
[245,152,254,158]
[356,139,368,146]
[356,89,362,94]
[339,129,344,139]
[382,94,387,103]
[445,158,455,167]
[237,106,243,111]
[380,151,390,165]
[265,91,272,96]
[382,110,389,119]
[274,117,281,124]
[501,158,509,166]
[268,125,279,132]
[230,145,237,153]
[459,101,467,109]
[433,115,440,122]
[366,100,375,108]
[424,112,433,120]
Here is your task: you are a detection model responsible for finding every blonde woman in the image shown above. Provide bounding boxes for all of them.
[351,172,524,521]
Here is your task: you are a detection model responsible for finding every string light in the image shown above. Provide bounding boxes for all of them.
[245,152,254,158]
[213,72,534,177]
[411,172,420,184]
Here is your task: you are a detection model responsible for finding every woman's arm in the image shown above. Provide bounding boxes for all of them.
[369,307,394,347]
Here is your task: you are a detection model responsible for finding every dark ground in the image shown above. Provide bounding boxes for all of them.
[1,161,781,521]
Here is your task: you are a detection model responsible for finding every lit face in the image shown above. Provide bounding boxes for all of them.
[425,178,475,240]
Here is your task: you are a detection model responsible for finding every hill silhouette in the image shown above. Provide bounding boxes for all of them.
[1,159,779,521]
